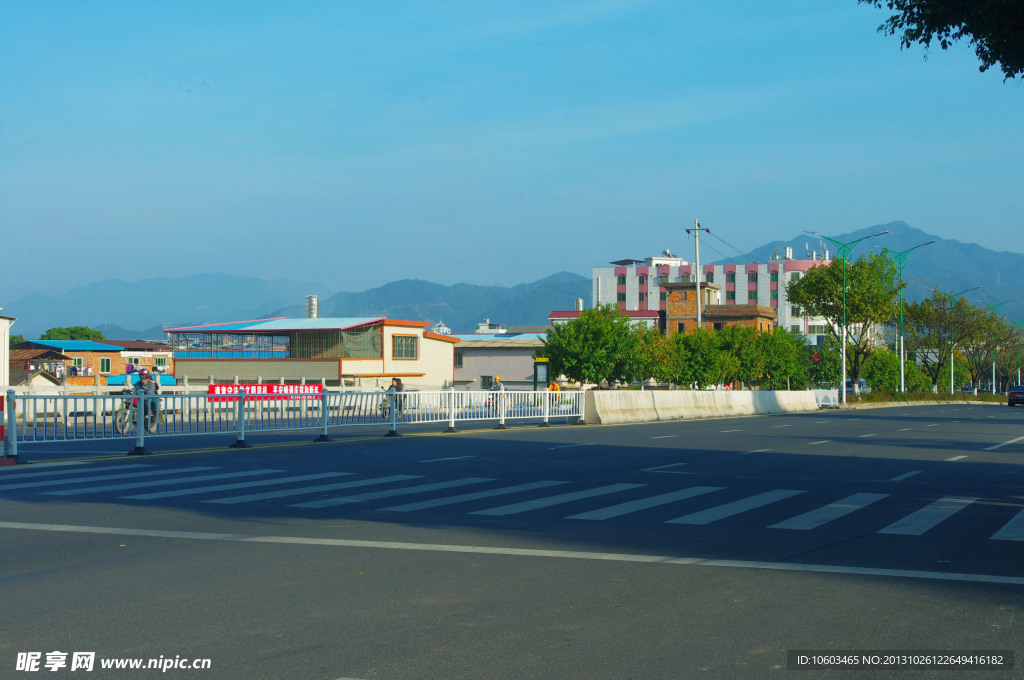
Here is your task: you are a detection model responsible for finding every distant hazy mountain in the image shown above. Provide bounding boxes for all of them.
[6,221,1021,340]
[266,272,592,333]
[717,221,1024,322]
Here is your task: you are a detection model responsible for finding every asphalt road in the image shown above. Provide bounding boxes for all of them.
[1,403,1022,679]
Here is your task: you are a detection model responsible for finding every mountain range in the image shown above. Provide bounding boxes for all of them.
[3,221,1021,340]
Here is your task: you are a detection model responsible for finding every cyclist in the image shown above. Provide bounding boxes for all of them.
[134,368,160,429]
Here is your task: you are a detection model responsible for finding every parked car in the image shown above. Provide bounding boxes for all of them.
[1008,386,1024,407]
[844,378,870,394]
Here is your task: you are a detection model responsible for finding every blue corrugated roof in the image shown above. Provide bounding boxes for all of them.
[33,340,125,351]
[166,317,385,333]
[454,333,548,342]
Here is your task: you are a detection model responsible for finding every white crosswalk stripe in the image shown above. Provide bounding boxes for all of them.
[124,472,355,500]
[991,509,1024,542]
[666,489,806,525]
[469,483,645,517]
[0,463,152,479]
[290,477,494,509]
[878,496,979,536]
[202,475,421,505]
[567,486,724,521]
[0,466,216,491]
[41,469,284,496]
[380,481,568,512]
[769,493,890,530]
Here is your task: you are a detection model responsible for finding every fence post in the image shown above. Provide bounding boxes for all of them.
[541,389,551,427]
[445,387,456,433]
[231,387,249,448]
[129,392,148,455]
[494,390,507,430]
[384,392,400,437]
[3,390,19,464]
[315,387,331,442]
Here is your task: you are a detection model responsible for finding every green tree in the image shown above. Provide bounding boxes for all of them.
[859,0,1024,79]
[862,349,901,393]
[808,343,843,387]
[961,311,1014,392]
[717,325,762,387]
[668,328,724,389]
[904,360,930,393]
[787,252,900,387]
[758,328,806,390]
[621,324,670,388]
[40,326,105,341]
[536,305,634,387]
[9,334,25,346]
[903,290,980,392]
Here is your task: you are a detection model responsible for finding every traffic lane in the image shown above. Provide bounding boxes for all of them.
[2,520,1021,680]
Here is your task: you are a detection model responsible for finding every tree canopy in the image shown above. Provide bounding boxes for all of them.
[39,326,106,341]
[860,0,1024,79]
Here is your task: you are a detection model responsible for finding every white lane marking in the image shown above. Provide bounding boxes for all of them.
[380,481,567,512]
[642,463,687,471]
[985,435,1024,451]
[769,493,890,531]
[898,428,912,432]
[858,434,877,438]
[0,460,97,471]
[4,521,1019,585]
[719,429,742,433]
[41,470,284,496]
[946,455,968,462]
[666,489,806,525]
[878,496,979,536]
[550,443,593,449]
[806,440,830,445]
[650,435,678,439]
[772,425,792,428]
[0,463,152,478]
[470,483,645,517]
[740,449,771,455]
[420,456,475,462]
[203,475,421,505]
[124,472,354,500]
[926,423,940,427]
[889,471,922,481]
[991,509,1024,542]
[291,478,494,509]
[0,467,216,491]
[567,486,723,521]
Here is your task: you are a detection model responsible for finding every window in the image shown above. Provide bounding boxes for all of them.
[130,357,141,366]
[100,358,111,373]
[71,357,84,368]
[659,292,667,301]
[726,291,735,301]
[792,306,802,317]
[748,272,758,283]
[617,275,626,285]
[677,323,686,333]
[154,357,168,368]
[392,335,417,360]
[481,375,494,389]
[713,322,724,331]
[725,272,735,283]
[808,325,828,335]
[639,292,646,301]
[705,273,714,283]
[770,289,778,300]
[790,325,800,334]
[748,289,758,300]
[658,275,669,285]
[770,272,779,282]
[790,271,802,281]
[639,275,646,285]
[454,351,463,368]
[617,293,626,302]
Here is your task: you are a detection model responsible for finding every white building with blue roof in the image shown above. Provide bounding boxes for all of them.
[166,316,460,390]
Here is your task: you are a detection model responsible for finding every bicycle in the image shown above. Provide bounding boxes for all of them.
[113,390,164,435]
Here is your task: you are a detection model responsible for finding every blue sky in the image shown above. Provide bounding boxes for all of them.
[2,0,1021,297]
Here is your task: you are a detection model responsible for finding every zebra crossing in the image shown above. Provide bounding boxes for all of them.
[2,462,1023,543]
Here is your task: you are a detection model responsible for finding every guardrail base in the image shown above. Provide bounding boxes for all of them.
[443,426,457,433]
[229,440,250,449]
[1,456,22,466]
[127,447,150,456]
[314,434,331,443]
[493,424,507,430]
[384,430,401,437]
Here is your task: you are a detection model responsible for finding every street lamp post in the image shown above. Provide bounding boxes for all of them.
[879,240,935,392]
[984,298,1018,394]
[806,229,888,405]
[947,286,981,395]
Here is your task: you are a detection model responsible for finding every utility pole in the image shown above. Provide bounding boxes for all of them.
[687,219,710,330]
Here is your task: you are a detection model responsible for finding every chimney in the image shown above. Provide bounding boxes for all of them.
[305,295,319,319]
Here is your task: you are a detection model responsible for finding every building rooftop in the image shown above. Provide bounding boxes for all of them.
[165,317,386,333]
[25,340,125,352]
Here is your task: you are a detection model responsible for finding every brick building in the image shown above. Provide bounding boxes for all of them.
[664,281,777,337]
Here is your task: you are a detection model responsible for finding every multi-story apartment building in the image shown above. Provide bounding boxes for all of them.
[592,248,833,344]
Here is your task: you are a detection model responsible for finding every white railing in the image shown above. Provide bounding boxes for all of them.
[2,389,584,459]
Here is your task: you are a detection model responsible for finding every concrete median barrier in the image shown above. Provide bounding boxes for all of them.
[584,389,828,425]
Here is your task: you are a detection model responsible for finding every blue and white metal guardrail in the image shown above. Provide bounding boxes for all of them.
[2,389,584,460]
